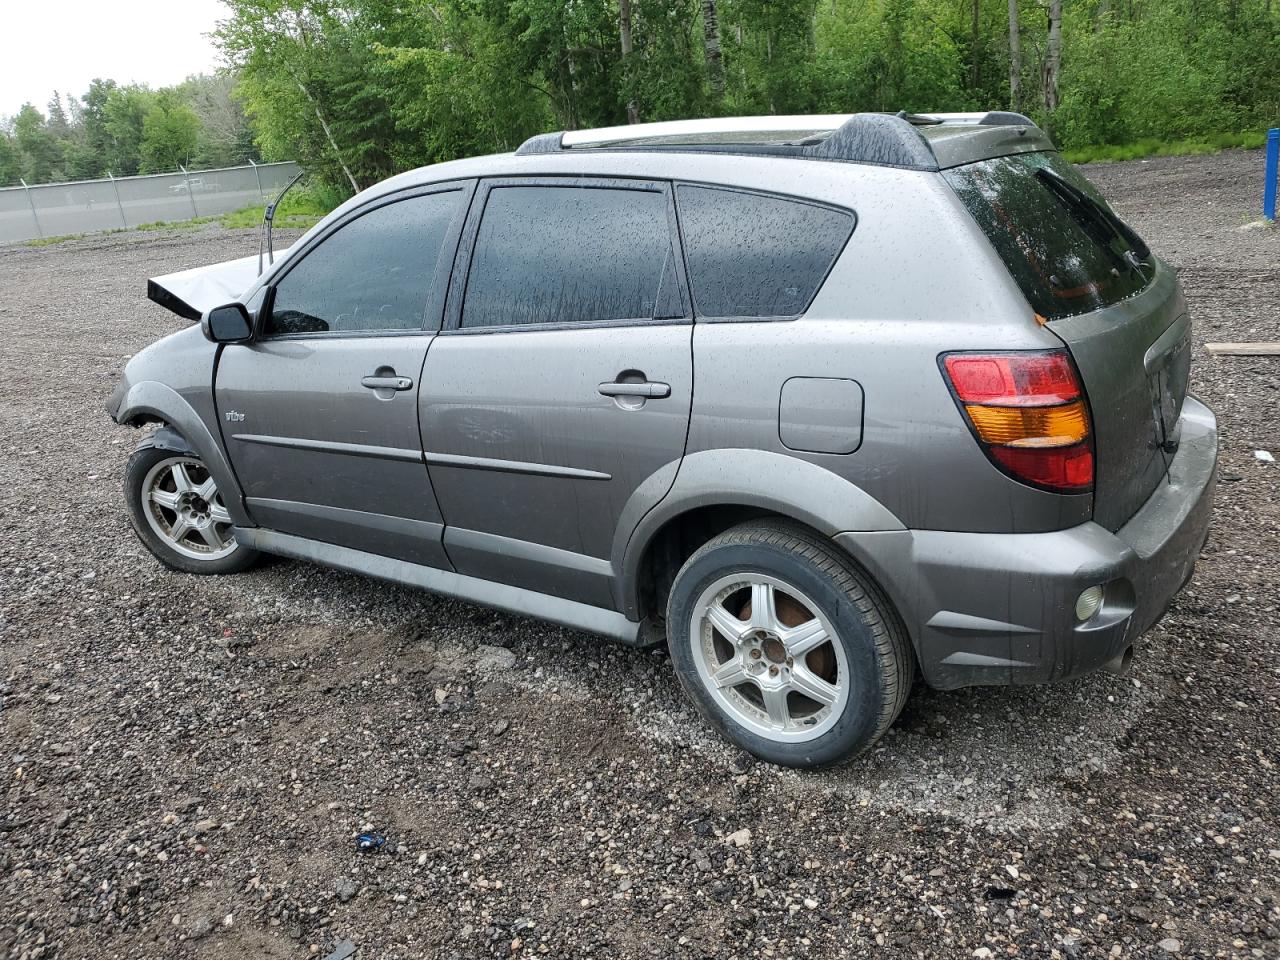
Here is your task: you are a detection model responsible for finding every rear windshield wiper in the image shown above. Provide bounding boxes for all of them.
[1034,168,1151,270]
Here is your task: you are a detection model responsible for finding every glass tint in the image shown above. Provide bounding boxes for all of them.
[944,153,1153,320]
[461,185,675,328]
[676,186,854,318]
[266,191,460,335]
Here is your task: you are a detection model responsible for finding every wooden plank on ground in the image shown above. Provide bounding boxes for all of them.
[1204,342,1280,356]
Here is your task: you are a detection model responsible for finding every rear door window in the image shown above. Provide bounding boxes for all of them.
[675,185,854,318]
[944,153,1153,320]
[460,184,680,329]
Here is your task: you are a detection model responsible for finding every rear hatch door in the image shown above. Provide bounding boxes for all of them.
[1048,273,1189,529]
[944,152,1189,530]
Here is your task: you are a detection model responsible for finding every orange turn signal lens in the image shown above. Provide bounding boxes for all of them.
[964,400,1090,448]
[941,350,1095,494]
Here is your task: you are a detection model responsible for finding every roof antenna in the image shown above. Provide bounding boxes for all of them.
[258,169,306,277]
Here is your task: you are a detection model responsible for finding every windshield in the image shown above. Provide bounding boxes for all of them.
[944,153,1153,320]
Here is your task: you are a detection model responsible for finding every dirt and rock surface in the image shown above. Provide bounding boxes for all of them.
[1,149,1278,960]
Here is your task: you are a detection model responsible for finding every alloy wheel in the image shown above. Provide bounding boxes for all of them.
[690,573,850,743]
[140,456,237,561]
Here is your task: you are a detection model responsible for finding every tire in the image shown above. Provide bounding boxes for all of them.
[665,519,913,768]
[124,445,258,576]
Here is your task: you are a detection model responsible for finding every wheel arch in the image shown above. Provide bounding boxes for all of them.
[614,448,905,622]
[116,380,253,527]
[137,423,198,456]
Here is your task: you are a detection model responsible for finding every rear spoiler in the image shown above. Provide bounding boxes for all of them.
[146,247,291,321]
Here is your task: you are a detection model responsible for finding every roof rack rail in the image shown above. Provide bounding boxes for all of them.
[981,111,1036,126]
[908,111,1037,127]
[514,111,1042,171]
[517,132,564,156]
[803,113,938,169]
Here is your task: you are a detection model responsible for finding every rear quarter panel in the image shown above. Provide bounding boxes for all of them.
[685,164,1091,534]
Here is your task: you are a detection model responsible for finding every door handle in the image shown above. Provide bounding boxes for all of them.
[598,380,671,399]
[361,375,413,391]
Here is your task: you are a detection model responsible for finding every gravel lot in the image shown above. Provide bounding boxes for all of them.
[2,150,1278,960]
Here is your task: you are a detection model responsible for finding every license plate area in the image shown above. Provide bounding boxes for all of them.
[1144,315,1191,463]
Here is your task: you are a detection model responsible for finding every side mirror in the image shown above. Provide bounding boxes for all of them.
[202,303,254,344]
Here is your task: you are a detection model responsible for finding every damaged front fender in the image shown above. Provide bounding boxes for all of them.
[136,423,197,456]
[112,379,253,529]
[109,324,253,529]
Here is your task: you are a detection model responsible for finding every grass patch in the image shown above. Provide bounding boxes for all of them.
[23,220,214,247]
[1064,130,1268,164]
[218,209,323,230]
[220,182,346,229]
[134,216,219,231]
[24,233,87,247]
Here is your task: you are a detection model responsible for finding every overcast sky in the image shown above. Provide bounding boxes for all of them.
[0,0,226,119]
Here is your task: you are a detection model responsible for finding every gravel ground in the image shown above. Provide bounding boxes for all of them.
[1,150,1278,960]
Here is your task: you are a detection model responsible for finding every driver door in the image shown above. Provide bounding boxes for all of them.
[216,182,473,568]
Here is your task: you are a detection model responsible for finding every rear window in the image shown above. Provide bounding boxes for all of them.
[676,185,854,318]
[944,153,1153,321]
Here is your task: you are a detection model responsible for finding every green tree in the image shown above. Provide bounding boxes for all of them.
[717,0,822,114]
[20,0,1256,193]
[0,132,20,185]
[140,91,201,172]
[74,79,117,178]
[46,93,72,138]
[373,0,553,168]
[13,104,63,182]
[102,86,155,176]
[218,0,382,191]
[814,0,966,114]
[181,72,259,167]
[629,0,711,121]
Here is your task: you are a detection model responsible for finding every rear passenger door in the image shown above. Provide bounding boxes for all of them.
[419,178,693,609]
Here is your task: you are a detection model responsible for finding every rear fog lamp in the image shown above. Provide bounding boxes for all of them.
[1075,585,1105,622]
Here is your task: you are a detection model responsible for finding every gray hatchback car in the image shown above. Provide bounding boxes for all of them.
[109,112,1217,767]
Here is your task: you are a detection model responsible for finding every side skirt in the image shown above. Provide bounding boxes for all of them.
[232,526,645,646]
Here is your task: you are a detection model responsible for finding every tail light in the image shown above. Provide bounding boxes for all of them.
[940,350,1094,494]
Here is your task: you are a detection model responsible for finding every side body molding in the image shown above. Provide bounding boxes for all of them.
[614,448,905,618]
[112,380,253,528]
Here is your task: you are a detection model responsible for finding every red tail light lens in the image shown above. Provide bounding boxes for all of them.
[989,443,1095,490]
[941,350,1094,494]
[943,353,1081,406]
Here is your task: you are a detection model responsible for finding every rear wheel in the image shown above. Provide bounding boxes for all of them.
[665,520,913,768]
[125,445,257,575]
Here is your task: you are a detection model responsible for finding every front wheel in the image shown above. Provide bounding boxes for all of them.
[666,520,913,768]
[124,445,258,575]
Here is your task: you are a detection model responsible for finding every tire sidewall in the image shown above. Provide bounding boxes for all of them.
[667,539,888,768]
[124,445,255,576]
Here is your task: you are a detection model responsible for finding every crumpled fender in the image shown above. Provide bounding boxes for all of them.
[136,423,197,455]
[113,380,253,528]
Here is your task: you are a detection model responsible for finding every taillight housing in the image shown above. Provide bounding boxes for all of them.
[940,350,1094,494]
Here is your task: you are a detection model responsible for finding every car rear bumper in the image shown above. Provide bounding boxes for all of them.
[837,396,1217,689]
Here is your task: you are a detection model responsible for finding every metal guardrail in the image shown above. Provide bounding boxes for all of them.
[0,161,302,245]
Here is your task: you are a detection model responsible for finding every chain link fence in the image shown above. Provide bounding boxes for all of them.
[0,161,302,245]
